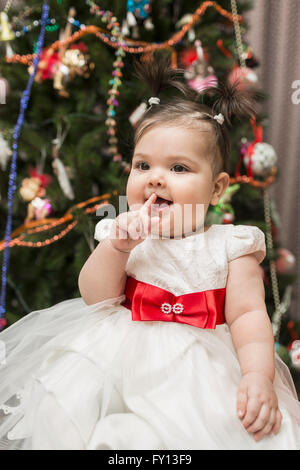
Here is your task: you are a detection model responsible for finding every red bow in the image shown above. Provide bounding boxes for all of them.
[121,276,226,330]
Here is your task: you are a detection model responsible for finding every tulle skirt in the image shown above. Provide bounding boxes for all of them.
[0,294,300,450]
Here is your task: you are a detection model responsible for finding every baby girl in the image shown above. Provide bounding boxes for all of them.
[0,55,299,450]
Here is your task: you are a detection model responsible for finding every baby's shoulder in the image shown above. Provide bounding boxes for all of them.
[219,223,266,265]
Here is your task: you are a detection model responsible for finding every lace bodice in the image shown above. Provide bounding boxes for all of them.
[94,219,266,296]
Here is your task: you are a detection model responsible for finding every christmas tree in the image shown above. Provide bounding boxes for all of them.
[0,0,299,395]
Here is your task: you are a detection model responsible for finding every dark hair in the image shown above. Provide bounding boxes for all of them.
[131,53,257,179]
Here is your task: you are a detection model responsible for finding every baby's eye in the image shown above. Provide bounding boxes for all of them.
[171,164,188,173]
[134,162,188,172]
[135,162,149,170]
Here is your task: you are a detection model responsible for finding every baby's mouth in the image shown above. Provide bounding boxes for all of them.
[149,196,173,215]
[155,196,173,206]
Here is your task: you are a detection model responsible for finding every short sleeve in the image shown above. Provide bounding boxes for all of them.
[226,224,266,264]
[94,218,115,242]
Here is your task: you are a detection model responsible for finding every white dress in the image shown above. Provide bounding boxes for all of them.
[0,219,299,450]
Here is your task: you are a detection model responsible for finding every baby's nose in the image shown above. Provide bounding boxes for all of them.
[148,173,166,187]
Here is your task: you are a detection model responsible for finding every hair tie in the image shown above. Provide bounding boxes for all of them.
[148,97,160,106]
[213,113,224,125]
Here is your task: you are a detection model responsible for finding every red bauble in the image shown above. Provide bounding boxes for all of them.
[275,248,296,274]
[222,213,234,224]
[228,65,258,91]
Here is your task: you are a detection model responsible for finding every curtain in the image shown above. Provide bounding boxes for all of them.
[245,0,300,320]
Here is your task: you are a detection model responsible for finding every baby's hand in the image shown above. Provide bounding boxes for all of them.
[236,372,282,442]
[109,193,160,253]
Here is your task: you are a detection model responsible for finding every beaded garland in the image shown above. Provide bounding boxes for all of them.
[0,3,49,330]
[11,18,58,37]
[87,0,128,173]
[0,193,114,251]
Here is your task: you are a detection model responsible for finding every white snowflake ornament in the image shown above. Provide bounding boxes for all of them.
[243,142,277,177]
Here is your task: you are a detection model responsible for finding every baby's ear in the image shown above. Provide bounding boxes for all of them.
[210,172,230,206]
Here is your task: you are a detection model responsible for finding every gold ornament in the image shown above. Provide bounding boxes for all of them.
[53,47,94,97]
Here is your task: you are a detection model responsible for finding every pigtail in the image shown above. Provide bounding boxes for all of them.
[132,54,192,100]
[209,79,258,127]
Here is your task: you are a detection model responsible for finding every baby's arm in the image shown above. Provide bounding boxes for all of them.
[224,254,282,441]
[225,253,274,380]
[78,238,130,305]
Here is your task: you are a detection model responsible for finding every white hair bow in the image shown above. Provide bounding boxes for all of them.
[213,113,224,125]
[148,97,160,106]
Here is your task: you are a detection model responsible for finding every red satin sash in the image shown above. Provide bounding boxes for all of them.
[121,276,226,329]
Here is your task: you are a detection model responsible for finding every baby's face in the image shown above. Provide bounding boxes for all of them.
[126,125,219,239]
